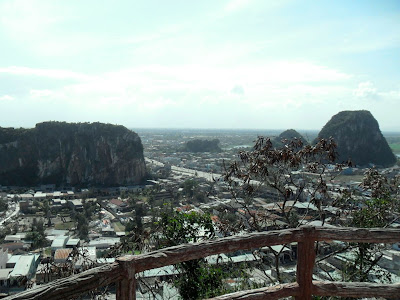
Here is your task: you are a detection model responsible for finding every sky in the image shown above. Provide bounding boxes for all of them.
[0,0,399,131]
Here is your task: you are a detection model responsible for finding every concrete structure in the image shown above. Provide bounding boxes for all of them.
[0,249,8,269]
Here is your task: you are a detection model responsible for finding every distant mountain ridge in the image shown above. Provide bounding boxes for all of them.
[315,110,396,167]
[0,122,146,186]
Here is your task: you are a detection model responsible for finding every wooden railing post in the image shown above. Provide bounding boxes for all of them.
[296,226,316,300]
[116,256,136,300]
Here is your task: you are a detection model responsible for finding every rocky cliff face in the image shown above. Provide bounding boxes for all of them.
[315,110,396,167]
[0,122,146,186]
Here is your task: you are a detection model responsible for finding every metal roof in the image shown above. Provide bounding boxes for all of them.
[0,268,12,280]
[7,255,21,264]
[66,238,80,246]
[9,255,37,277]
[54,248,72,261]
[51,236,68,248]
[46,229,68,236]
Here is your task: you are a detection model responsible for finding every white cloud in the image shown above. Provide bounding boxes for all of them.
[0,95,13,101]
[0,66,90,81]
[46,60,351,114]
[139,97,177,110]
[0,0,59,37]
[30,89,53,98]
[224,0,252,12]
[231,85,245,95]
[353,81,378,99]
[0,60,352,114]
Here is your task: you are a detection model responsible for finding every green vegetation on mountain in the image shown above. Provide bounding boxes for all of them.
[0,127,29,144]
[315,110,396,167]
[183,138,221,153]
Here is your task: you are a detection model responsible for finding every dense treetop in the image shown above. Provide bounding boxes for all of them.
[183,139,221,153]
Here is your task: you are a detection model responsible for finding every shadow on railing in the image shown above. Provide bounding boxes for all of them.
[4,226,400,300]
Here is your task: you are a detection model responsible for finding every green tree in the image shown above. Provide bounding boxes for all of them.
[134,203,144,234]
[26,219,48,249]
[42,200,52,226]
[341,169,399,284]
[315,170,399,300]
[157,210,225,299]
[125,220,135,233]
[75,213,89,241]
[83,199,96,220]
[182,179,198,198]
[0,198,8,212]
[33,199,40,208]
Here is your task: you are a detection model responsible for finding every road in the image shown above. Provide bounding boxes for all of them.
[145,157,223,182]
[170,165,223,182]
[0,202,20,226]
[145,158,164,167]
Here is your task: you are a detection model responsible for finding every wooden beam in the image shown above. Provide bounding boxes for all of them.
[207,283,300,300]
[295,227,316,300]
[312,281,400,298]
[119,226,400,273]
[314,227,400,243]
[3,263,123,300]
[129,227,306,272]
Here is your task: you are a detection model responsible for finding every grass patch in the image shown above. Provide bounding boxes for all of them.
[113,221,125,232]
[135,195,149,203]
[126,250,141,255]
[44,247,52,256]
[55,221,75,230]
[389,143,400,154]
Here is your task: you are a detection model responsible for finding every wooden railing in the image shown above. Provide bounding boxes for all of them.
[4,226,400,300]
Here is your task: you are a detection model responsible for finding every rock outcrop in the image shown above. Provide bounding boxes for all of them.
[315,110,396,167]
[274,129,308,147]
[0,122,146,186]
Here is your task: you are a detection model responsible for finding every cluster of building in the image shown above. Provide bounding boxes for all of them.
[140,157,400,298]
[0,130,399,298]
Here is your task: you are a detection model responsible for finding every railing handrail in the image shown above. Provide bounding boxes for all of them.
[4,226,400,300]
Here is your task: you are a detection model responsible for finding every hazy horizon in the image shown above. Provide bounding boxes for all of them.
[1,1,399,130]
[3,122,400,135]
